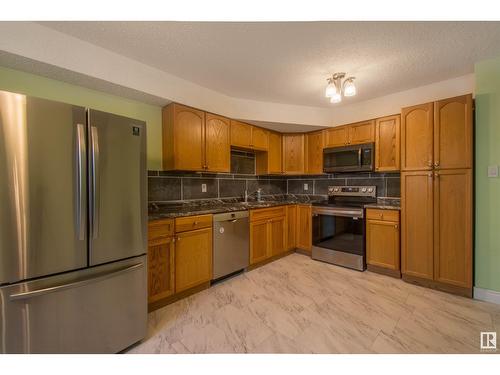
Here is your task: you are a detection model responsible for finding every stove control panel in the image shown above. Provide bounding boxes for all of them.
[327,185,376,197]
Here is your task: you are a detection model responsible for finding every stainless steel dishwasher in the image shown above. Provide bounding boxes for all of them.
[213,211,249,280]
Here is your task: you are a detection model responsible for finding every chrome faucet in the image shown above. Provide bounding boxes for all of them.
[244,188,263,203]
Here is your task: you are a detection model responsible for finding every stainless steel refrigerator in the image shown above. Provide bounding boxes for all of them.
[0,90,147,353]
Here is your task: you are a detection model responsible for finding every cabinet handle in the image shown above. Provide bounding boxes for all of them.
[395,224,399,229]
[176,236,181,242]
[427,160,432,167]
[435,172,439,178]
[428,172,433,177]
[434,162,440,168]
[193,221,199,225]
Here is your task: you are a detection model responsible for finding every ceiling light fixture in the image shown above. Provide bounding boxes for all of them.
[325,73,356,103]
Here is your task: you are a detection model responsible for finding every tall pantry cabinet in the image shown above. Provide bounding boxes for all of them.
[400,94,473,297]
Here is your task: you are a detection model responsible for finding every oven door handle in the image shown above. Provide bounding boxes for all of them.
[312,208,364,218]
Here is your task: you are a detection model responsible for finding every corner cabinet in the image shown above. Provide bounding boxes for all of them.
[306,131,324,174]
[230,120,269,151]
[162,103,230,172]
[256,131,282,175]
[283,134,305,174]
[375,115,400,172]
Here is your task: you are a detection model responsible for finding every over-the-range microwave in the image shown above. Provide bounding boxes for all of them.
[323,142,374,173]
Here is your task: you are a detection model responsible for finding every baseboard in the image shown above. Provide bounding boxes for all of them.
[474,287,500,305]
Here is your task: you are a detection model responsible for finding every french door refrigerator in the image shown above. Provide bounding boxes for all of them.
[0,90,147,353]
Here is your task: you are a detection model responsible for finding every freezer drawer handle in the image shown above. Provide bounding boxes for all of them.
[9,263,144,301]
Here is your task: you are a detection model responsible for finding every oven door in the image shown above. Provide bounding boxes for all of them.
[311,207,366,271]
[323,143,374,173]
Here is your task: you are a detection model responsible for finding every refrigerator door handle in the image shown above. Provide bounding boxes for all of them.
[8,262,144,301]
[76,123,86,241]
[90,125,100,239]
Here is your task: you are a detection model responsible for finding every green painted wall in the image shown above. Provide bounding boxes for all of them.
[0,66,163,169]
[475,57,500,292]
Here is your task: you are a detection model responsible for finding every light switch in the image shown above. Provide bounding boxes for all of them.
[488,165,499,178]
[304,183,309,191]
[201,183,207,192]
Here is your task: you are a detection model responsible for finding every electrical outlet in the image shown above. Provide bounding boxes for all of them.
[304,183,309,191]
[488,165,499,178]
[201,183,207,192]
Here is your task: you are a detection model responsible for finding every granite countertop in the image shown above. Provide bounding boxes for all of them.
[364,197,401,211]
[148,194,325,220]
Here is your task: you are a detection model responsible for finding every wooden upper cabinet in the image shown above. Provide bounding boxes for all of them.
[323,126,348,148]
[163,103,205,171]
[205,113,230,172]
[306,131,324,174]
[401,171,434,280]
[348,120,375,145]
[434,94,473,170]
[296,205,312,253]
[252,127,269,151]
[283,134,305,174]
[175,227,212,293]
[230,120,253,149]
[268,132,282,174]
[401,102,434,171]
[375,115,400,172]
[433,169,472,289]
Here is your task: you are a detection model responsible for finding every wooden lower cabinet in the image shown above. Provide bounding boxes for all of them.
[270,217,286,256]
[250,220,270,264]
[175,227,213,293]
[366,209,401,277]
[249,207,287,265]
[296,205,312,253]
[148,236,175,303]
[286,205,297,250]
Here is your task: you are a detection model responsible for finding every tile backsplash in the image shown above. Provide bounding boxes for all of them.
[148,170,400,202]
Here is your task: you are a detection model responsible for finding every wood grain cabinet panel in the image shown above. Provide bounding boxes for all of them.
[148,236,175,303]
[252,127,269,151]
[401,102,434,171]
[434,94,473,170]
[256,131,282,175]
[366,209,400,274]
[250,220,270,265]
[269,216,286,256]
[230,120,253,149]
[286,205,297,250]
[401,171,434,280]
[433,169,472,288]
[348,120,375,145]
[175,227,212,293]
[323,126,348,148]
[205,113,230,172]
[375,115,400,172]
[163,103,205,171]
[296,205,312,253]
[306,131,324,174]
[283,134,305,174]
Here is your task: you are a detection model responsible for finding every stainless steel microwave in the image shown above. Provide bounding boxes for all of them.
[323,142,374,173]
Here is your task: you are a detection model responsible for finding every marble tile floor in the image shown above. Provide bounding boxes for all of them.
[127,253,500,354]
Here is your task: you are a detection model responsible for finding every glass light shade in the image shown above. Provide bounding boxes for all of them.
[330,92,342,103]
[325,82,337,98]
[344,79,356,97]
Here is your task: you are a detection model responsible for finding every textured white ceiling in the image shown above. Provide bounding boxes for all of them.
[39,21,500,108]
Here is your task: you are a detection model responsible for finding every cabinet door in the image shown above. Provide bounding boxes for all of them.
[205,113,230,172]
[252,127,269,151]
[434,169,472,288]
[286,205,297,250]
[250,220,269,264]
[306,131,324,174]
[375,115,400,172]
[230,120,253,149]
[401,171,434,279]
[296,205,312,252]
[434,95,473,170]
[269,217,286,256]
[172,104,205,171]
[366,220,400,271]
[268,132,282,174]
[175,228,212,293]
[148,237,175,303]
[283,134,305,174]
[401,102,434,171]
[348,120,375,145]
[323,126,348,148]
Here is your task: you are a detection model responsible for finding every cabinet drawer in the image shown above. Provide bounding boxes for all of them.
[148,219,174,241]
[250,206,286,222]
[366,208,399,222]
[175,214,213,233]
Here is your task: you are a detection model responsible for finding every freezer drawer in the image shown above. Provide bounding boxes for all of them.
[0,256,147,354]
